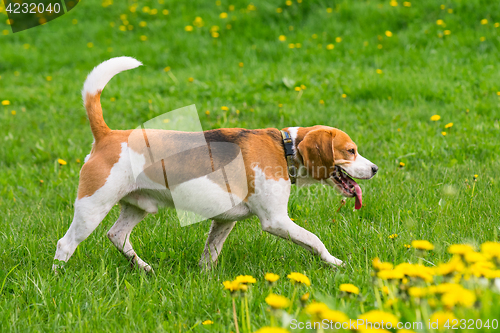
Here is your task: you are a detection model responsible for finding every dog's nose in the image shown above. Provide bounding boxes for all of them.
[371,165,378,175]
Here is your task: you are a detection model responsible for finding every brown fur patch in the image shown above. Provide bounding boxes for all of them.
[85,92,111,141]
[77,128,288,201]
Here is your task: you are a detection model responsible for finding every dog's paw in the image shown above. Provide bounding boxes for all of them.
[52,260,67,275]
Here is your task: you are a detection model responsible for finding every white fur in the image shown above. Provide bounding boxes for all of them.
[248,167,343,266]
[82,56,142,102]
[287,126,299,155]
[341,153,376,179]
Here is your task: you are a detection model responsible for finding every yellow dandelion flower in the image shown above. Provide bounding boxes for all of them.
[341,93,347,98]
[495,22,500,28]
[403,2,411,7]
[223,280,241,292]
[188,77,194,82]
[377,44,383,49]
[441,131,447,136]
[390,0,398,6]
[139,21,147,27]
[46,76,52,81]
[185,25,194,32]
[288,43,295,49]
[286,0,292,6]
[448,244,473,255]
[320,309,349,323]
[339,283,359,295]
[442,289,475,308]
[205,110,210,115]
[239,62,244,67]
[430,312,457,329]
[140,35,147,41]
[326,8,333,13]
[480,36,486,42]
[319,100,325,104]
[408,286,427,298]
[411,240,434,250]
[265,293,290,309]
[399,162,405,167]
[430,114,441,121]
[372,258,394,271]
[211,32,219,38]
[434,283,463,294]
[2,30,9,35]
[110,97,116,102]
[294,87,301,92]
[279,35,286,41]
[444,30,451,35]
[436,19,444,25]
[481,241,500,259]
[11,110,16,115]
[377,269,404,280]
[295,43,301,48]
[164,66,171,72]
[385,31,393,37]
[464,251,487,263]
[434,256,464,276]
[87,42,94,48]
[119,25,126,31]
[304,302,329,315]
[2,100,11,106]
[221,106,229,111]
[359,310,399,326]
[300,292,310,301]
[287,272,311,286]
[444,122,453,128]
[326,44,334,50]
[276,7,283,13]
[265,273,280,283]
[376,69,383,74]
[335,37,342,43]
[58,159,67,165]
[300,85,306,90]
[481,19,488,25]
[219,12,227,18]
[202,320,213,325]
[162,9,169,15]
[229,5,235,11]
[254,327,289,333]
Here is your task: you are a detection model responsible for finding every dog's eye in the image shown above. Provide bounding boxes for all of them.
[348,149,356,155]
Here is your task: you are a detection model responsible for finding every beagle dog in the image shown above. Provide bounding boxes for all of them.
[52,57,378,272]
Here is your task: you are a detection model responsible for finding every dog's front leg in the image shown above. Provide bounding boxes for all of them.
[260,215,344,267]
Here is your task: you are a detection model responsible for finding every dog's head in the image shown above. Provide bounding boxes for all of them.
[295,126,378,209]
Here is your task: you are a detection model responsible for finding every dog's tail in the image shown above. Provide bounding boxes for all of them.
[82,57,142,141]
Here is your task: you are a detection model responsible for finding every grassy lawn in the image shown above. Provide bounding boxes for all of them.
[1,0,500,331]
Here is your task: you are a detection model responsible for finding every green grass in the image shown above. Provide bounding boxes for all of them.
[1,0,500,331]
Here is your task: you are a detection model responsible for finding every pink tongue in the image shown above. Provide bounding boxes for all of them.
[352,183,363,210]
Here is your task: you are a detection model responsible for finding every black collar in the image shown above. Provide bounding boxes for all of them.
[280,130,297,184]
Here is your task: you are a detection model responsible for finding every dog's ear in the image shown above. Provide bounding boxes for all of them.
[297,129,336,180]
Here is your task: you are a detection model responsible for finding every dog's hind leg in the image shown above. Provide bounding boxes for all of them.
[199,220,236,270]
[107,203,152,273]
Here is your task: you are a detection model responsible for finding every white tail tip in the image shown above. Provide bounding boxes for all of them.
[82,56,142,101]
